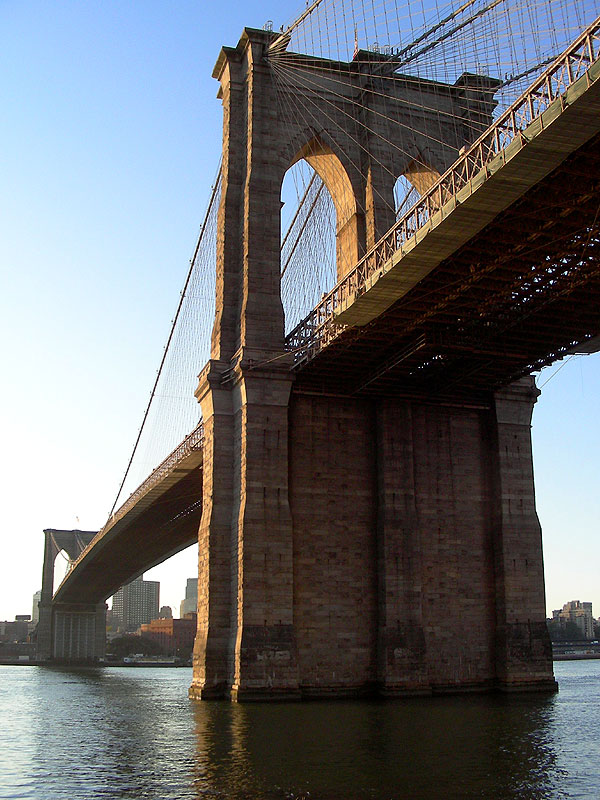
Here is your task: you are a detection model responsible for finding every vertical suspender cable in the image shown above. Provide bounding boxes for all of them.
[108,166,222,518]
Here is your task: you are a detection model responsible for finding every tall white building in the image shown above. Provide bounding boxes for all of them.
[32,590,41,625]
[112,575,159,632]
[179,578,197,618]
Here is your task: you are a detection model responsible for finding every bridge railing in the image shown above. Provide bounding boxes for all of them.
[59,422,205,586]
[111,421,204,521]
[285,15,600,365]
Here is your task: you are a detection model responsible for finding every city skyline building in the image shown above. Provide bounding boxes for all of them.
[31,591,41,625]
[179,578,197,619]
[0,616,31,643]
[553,600,595,639]
[139,617,196,656]
[111,575,159,632]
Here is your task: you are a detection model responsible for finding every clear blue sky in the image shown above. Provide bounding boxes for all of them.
[1,0,598,622]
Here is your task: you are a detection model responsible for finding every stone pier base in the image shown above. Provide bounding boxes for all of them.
[37,602,106,665]
[190,378,556,701]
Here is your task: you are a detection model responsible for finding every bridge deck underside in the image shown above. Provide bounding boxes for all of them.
[294,132,600,400]
[55,469,202,605]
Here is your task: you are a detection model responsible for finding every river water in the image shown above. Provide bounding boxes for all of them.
[0,660,598,799]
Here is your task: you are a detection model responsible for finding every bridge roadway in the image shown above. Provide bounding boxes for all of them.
[53,425,203,605]
[55,19,600,608]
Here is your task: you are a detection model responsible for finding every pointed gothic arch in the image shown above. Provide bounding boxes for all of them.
[290,138,363,281]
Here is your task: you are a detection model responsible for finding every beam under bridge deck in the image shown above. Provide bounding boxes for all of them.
[290,81,600,398]
[54,427,204,606]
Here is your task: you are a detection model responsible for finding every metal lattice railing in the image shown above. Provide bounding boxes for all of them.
[285,15,600,364]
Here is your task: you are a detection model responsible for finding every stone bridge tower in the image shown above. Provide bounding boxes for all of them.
[37,529,106,663]
[189,29,555,700]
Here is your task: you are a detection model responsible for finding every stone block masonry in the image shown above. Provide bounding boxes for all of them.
[190,370,556,698]
[282,383,554,697]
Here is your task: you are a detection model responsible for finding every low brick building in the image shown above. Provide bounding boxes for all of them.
[139,615,196,655]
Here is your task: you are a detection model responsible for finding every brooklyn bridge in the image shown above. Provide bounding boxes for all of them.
[38,0,600,700]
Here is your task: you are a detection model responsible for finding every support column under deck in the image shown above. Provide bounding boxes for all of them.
[37,528,103,664]
[190,360,299,701]
[376,400,428,695]
[229,366,299,700]
[373,396,498,694]
[190,360,235,698]
[491,378,556,692]
[190,27,302,701]
[51,602,106,663]
[36,529,60,662]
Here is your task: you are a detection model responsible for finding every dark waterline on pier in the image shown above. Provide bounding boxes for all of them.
[1,661,598,799]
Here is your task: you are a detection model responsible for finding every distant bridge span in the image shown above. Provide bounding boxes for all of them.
[37,427,204,662]
[54,425,204,606]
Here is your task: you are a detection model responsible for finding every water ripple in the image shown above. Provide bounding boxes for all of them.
[0,662,598,799]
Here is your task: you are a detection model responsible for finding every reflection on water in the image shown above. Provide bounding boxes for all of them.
[0,662,598,799]
[191,694,567,799]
